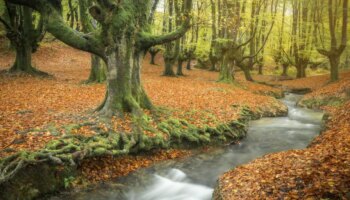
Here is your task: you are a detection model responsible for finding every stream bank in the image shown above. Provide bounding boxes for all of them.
[214,94,350,199]
[45,93,324,200]
[0,98,287,200]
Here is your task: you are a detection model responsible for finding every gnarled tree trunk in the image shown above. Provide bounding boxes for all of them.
[218,56,234,83]
[163,54,177,76]
[238,64,254,82]
[98,39,152,116]
[4,5,46,75]
[10,40,33,73]
[7,0,192,118]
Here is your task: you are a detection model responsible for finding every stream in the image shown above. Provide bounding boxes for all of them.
[49,93,324,200]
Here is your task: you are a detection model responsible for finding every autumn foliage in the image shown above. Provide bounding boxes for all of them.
[215,73,350,200]
[0,42,286,180]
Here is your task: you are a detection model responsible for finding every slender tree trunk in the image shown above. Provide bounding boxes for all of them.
[132,52,153,110]
[281,63,288,76]
[209,0,217,72]
[68,0,75,28]
[209,58,217,71]
[258,64,263,75]
[150,51,157,65]
[242,66,254,81]
[345,53,350,69]
[177,60,184,76]
[186,57,191,70]
[79,0,105,83]
[87,55,106,83]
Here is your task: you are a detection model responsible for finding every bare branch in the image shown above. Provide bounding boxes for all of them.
[0,17,12,31]
[137,0,192,49]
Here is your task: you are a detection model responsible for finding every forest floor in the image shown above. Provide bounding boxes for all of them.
[0,42,285,183]
[215,71,350,199]
[1,42,349,196]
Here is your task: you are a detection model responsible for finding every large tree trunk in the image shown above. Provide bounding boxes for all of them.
[10,42,33,73]
[296,63,307,78]
[6,0,193,118]
[9,7,46,75]
[163,57,176,76]
[98,39,152,116]
[86,55,106,83]
[218,57,234,83]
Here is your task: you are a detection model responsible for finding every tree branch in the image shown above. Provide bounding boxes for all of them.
[239,1,278,62]
[0,17,12,31]
[338,0,348,53]
[282,48,296,66]
[6,0,105,58]
[137,0,192,49]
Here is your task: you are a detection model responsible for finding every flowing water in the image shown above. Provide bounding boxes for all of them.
[50,93,324,200]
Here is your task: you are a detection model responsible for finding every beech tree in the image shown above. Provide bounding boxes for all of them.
[6,0,193,117]
[0,2,47,75]
[162,0,177,76]
[78,0,106,83]
[149,46,161,65]
[66,0,80,30]
[318,0,348,82]
[216,0,277,83]
[208,0,218,71]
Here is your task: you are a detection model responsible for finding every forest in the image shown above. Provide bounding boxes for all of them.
[0,0,349,199]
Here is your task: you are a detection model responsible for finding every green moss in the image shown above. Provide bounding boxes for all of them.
[0,106,258,199]
[93,147,107,156]
[300,96,346,109]
[63,124,80,134]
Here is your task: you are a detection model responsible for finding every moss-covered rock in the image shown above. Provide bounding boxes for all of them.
[287,87,312,94]
[0,163,76,200]
[298,96,346,109]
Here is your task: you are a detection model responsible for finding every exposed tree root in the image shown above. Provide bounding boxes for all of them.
[0,109,250,185]
[1,67,51,77]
